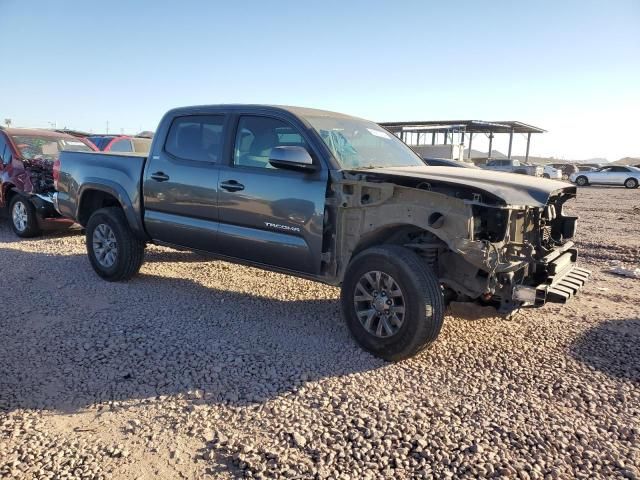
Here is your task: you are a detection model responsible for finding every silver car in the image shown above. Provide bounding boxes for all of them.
[570,165,640,188]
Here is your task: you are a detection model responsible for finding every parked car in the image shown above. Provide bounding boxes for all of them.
[548,163,578,179]
[0,127,96,237]
[87,135,152,154]
[482,159,543,176]
[542,165,563,180]
[55,105,589,361]
[569,166,640,188]
[423,158,479,168]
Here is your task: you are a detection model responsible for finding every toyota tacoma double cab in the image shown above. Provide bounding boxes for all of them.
[54,105,589,360]
[0,127,96,237]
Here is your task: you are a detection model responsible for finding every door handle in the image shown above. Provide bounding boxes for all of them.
[150,171,170,182]
[220,180,245,192]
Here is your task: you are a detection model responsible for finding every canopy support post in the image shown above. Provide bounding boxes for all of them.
[507,127,514,159]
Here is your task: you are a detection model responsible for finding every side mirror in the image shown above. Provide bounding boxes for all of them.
[269,146,316,172]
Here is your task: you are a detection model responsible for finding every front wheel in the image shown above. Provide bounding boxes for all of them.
[86,207,145,281]
[10,196,42,238]
[340,245,445,361]
[576,175,589,186]
[543,173,551,179]
[624,178,638,189]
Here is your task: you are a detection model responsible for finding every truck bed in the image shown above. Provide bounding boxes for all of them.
[55,150,147,233]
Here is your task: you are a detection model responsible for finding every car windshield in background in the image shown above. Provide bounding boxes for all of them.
[304,116,424,170]
[11,135,92,160]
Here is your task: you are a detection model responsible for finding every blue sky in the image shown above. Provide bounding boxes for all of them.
[0,0,638,160]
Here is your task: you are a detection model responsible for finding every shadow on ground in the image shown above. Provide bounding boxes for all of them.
[0,245,384,414]
[570,319,640,381]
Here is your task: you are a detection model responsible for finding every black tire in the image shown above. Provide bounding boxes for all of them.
[543,173,550,179]
[9,195,42,238]
[340,245,445,361]
[575,176,589,186]
[624,178,638,189]
[86,207,145,281]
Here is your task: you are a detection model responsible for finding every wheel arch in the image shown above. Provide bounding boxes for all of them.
[350,223,446,258]
[2,184,19,208]
[338,222,451,282]
[76,183,148,239]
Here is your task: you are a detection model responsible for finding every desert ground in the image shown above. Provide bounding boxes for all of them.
[0,186,638,479]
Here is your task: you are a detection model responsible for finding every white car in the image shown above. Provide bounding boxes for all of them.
[543,165,563,179]
[569,166,640,188]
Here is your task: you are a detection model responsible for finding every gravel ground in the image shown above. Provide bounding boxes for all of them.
[0,186,638,479]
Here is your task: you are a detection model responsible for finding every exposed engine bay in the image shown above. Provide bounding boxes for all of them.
[324,168,590,313]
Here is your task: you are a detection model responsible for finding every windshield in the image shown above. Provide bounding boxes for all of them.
[304,115,425,169]
[11,135,93,160]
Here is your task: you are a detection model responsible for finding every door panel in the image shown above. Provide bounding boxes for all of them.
[612,168,629,184]
[217,166,327,273]
[143,115,226,250]
[217,115,328,274]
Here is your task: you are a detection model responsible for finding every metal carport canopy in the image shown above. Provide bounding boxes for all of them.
[378,120,545,134]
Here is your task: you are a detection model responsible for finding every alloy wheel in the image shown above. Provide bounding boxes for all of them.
[353,271,405,338]
[93,223,118,268]
[12,201,28,232]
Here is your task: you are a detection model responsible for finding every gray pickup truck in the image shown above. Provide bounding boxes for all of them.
[55,105,589,361]
[483,159,543,176]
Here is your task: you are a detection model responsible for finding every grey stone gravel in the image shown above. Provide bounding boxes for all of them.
[0,187,639,479]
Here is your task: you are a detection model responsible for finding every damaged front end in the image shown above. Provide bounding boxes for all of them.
[329,168,589,314]
[13,158,66,225]
[469,192,590,312]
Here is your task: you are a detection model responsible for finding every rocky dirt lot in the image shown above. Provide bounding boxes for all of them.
[0,186,638,479]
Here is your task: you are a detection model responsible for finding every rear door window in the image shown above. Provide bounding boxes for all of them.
[165,116,225,163]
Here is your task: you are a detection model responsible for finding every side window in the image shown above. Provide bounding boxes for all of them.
[512,160,521,166]
[109,139,133,152]
[165,115,225,163]
[234,116,308,169]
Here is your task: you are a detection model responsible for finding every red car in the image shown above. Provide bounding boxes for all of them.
[0,127,96,237]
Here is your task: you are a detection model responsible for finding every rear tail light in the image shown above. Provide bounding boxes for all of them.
[53,158,60,190]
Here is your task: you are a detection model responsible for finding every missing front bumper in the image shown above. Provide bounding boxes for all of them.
[513,251,591,306]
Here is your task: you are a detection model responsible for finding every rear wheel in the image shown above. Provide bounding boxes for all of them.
[576,175,589,186]
[86,207,145,281]
[624,178,638,189]
[340,245,445,361]
[10,196,41,238]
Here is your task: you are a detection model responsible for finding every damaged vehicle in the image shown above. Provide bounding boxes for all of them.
[54,105,590,360]
[0,127,96,237]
